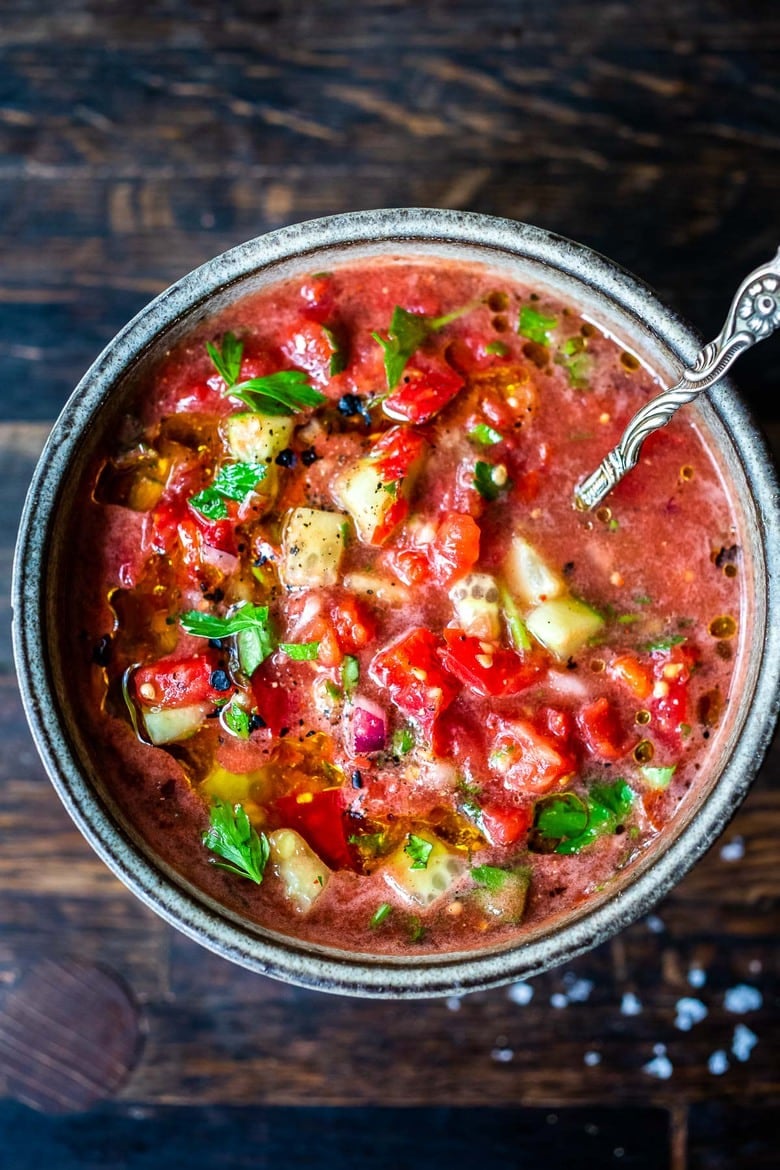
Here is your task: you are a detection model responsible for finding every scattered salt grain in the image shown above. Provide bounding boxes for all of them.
[507,981,534,1006]
[563,974,594,1003]
[720,836,744,862]
[749,959,762,975]
[491,1046,514,1063]
[724,984,763,1014]
[687,966,707,989]
[643,1048,673,1080]
[674,997,709,1032]
[550,992,569,1009]
[708,1050,729,1076]
[584,1050,602,1067]
[731,1024,758,1063]
[620,991,643,1016]
[645,914,665,933]
[446,996,462,1012]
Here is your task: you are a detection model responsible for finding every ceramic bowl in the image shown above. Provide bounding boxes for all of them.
[13,210,780,997]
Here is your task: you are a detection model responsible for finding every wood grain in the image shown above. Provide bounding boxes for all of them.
[1,4,778,1164]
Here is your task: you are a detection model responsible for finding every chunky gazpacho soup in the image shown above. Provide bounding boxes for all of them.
[68,260,743,955]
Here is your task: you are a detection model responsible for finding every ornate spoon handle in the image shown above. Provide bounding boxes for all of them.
[574,250,780,510]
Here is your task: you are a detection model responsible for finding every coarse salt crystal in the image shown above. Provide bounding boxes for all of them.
[674,997,708,1031]
[720,836,745,862]
[620,992,642,1016]
[724,984,763,1014]
[507,981,534,1006]
[708,1050,729,1076]
[643,1052,673,1080]
[731,1023,758,1063]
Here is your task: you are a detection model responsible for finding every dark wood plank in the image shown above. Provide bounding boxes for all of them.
[0,1102,672,1169]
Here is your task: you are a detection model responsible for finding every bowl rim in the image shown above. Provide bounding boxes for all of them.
[12,208,780,998]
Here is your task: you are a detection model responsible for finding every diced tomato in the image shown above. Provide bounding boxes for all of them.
[441,629,542,699]
[371,495,410,547]
[650,646,694,744]
[609,653,653,701]
[281,318,337,383]
[478,802,532,847]
[251,663,292,735]
[132,652,228,709]
[370,426,427,482]
[188,503,238,555]
[577,696,628,761]
[369,627,459,740]
[330,594,376,655]
[299,275,336,322]
[383,353,464,424]
[488,715,576,794]
[538,706,577,749]
[428,512,481,586]
[388,547,430,587]
[273,787,355,870]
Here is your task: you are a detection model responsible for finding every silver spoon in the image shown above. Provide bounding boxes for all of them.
[574,251,780,511]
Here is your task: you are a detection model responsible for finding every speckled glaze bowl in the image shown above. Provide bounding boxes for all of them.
[13,210,780,997]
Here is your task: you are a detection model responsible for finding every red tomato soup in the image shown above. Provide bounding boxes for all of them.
[67,261,744,955]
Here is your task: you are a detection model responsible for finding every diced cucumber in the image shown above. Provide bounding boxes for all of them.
[472,865,531,925]
[639,764,676,790]
[224,412,294,465]
[280,507,348,588]
[504,534,567,608]
[526,596,604,659]
[141,702,210,745]
[338,460,398,544]
[382,834,466,908]
[268,828,331,913]
[449,572,501,640]
[342,571,411,607]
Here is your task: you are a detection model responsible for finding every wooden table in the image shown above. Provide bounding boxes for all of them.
[1,4,777,1167]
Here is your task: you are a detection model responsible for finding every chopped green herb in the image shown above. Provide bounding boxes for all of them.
[189,461,267,520]
[202,799,269,884]
[229,370,327,416]
[473,460,510,502]
[181,605,276,669]
[342,655,359,697]
[324,681,342,702]
[391,726,416,755]
[348,832,386,855]
[372,303,472,390]
[404,833,433,870]
[408,915,426,943]
[485,340,510,356]
[556,350,591,389]
[279,641,320,661]
[468,423,504,447]
[471,864,509,892]
[381,479,400,496]
[617,613,642,625]
[642,634,686,652]
[499,584,532,651]
[322,325,348,376]
[518,304,557,345]
[222,697,251,739]
[370,902,393,929]
[532,779,635,855]
[608,518,620,532]
[635,594,653,606]
[206,331,244,387]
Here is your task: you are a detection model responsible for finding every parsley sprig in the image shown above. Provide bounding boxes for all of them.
[206,331,326,415]
[179,604,276,675]
[372,304,471,390]
[202,799,269,883]
[518,304,557,345]
[190,461,267,520]
[404,833,433,870]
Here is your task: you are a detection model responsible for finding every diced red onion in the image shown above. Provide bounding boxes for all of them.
[350,696,387,754]
[201,545,240,575]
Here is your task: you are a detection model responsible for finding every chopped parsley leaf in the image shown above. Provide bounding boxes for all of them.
[229,370,326,416]
[474,460,510,502]
[372,303,472,390]
[189,461,267,520]
[322,325,348,376]
[391,726,416,755]
[518,305,557,345]
[642,634,686,652]
[202,799,269,884]
[471,864,509,892]
[370,902,393,929]
[206,331,244,387]
[180,604,276,668]
[531,780,635,855]
[404,833,433,870]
